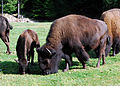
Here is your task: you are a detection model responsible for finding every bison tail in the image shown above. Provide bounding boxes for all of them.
[5,17,13,30]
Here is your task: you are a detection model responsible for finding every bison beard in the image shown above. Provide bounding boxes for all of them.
[37,14,109,75]
[0,16,13,54]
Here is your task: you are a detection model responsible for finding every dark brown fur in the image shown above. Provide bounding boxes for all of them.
[16,29,40,74]
[37,14,109,75]
[0,16,13,54]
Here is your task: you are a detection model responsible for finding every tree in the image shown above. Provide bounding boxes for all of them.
[23,0,55,20]
[3,0,17,14]
[0,0,120,20]
[103,0,120,10]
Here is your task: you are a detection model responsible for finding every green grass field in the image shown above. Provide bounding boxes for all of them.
[0,22,120,86]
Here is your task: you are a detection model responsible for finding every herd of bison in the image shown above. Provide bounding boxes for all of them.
[0,8,120,75]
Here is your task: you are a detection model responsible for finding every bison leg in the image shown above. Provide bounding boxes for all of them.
[30,49,34,65]
[75,45,89,69]
[112,38,120,56]
[64,62,69,72]
[105,36,112,57]
[63,54,72,72]
[1,35,11,54]
[96,39,106,67]
[112,38,119,56]
[27,52,30,63]
[77,56,86,69]
[26,53,31,73]
[112,43,117,56]
[115,42,120,54]
[27,64,30,74]
[96,55,101,67]
[102,53,106,65]
[97,50,106,67]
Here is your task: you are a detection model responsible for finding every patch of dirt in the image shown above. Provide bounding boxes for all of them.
[2,14,34,23]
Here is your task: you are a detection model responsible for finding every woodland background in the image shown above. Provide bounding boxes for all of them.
[0,0,120,21]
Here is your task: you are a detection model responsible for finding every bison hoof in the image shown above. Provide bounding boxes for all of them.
[22,72,25,75]
[96,65,100,68]
[110,54,115,56]
[102,62,106,65]
[63,69,69,72]
[6,51,11,54]
[83,66,86,69]
[83,64,86,69]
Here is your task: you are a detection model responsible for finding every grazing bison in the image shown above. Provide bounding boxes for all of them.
[0,16,13,54]
[15,29,40,74]
[37,14,109,75]
[101,8,120,56]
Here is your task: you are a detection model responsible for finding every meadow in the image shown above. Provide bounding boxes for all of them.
[0,22,120,86]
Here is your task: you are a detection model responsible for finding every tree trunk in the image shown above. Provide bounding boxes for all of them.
[18,0,20,18]
[2,0,3,16]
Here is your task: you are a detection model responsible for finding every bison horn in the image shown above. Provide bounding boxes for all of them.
[46,48,52,55]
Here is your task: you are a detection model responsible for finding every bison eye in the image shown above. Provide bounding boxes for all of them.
[43,59,50,65]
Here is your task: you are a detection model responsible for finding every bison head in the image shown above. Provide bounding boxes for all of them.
[15,59,29,74]
[37,46,62,75]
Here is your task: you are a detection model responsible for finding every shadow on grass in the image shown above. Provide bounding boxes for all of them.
[59,60,84,70]
[0,61,41,75]
[59,57,98,70]
[0,58,97,75]
[0,61,18,74]
[0,60,82,74]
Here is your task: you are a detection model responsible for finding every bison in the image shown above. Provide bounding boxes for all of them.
[15,29,40,74]
[101,8,120,56]
[37,14,109,75]
[0,16,13,54]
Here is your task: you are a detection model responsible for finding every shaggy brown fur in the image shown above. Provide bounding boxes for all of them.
[37,14,109,75]
[101,8,120,56]
[0,16,13,54]
[16,29,40,74]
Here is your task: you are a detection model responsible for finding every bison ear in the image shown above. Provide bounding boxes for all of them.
[14,59,19,63]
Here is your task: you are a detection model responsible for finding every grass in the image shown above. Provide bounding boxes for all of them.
[0,22,120,86]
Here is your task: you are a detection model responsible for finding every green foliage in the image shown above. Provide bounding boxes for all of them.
[0,0,120,20]
[103,0,120,10]
[3,0,17,14]
[23,0,56,19]
[0,22,120,86]
[23,0,103,19]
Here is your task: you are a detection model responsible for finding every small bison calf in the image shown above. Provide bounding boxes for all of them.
[15,29,40,74]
